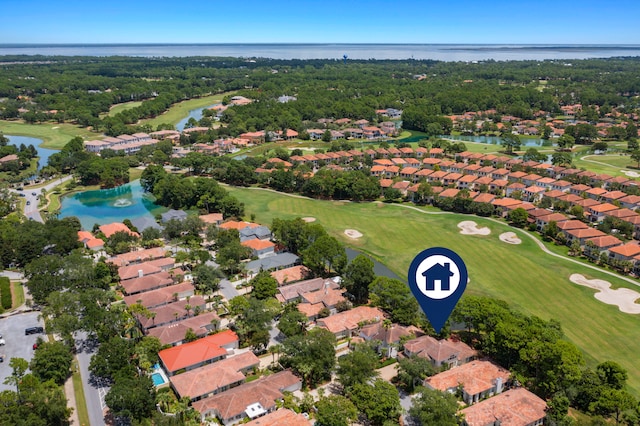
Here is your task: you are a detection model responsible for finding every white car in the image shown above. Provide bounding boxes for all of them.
[0,338,5,346]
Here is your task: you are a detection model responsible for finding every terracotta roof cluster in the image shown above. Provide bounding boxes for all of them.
[99,222,140,239]
[270,265,311,285]
[244,409,311,426]
[276,277,340,303]
[316,306,385,335]
[461,388,547,426]
[170,351,260,400]
[146,312,219,346]
[107,247,168,266]
[404,335,477,365]
[425,360,510,397]
[192,370,301,423]
[159,330,239,373]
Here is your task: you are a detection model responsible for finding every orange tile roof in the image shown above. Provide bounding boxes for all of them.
[107,247,167,266]
[241,239,275,251]
[426,360,510,396]
[245,409,311,426]
[159,330,239,373]
[170,351,260,399]
[99,222,140,238]
[192,370,301,422]
[589,203,619,213]
[461,388,547,426]
[219,221,260,230]
[585,235,623,249]
[146,312,219,346]
[565,228,606,239]
[404,335,477,364]
[270,265,311,285]
[316,306,385,335]
[609,242,640,258]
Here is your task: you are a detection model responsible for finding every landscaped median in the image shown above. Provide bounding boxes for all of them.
[227,186,640,397]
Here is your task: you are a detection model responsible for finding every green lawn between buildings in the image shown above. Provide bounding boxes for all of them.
[227,186,640,397]
[140,92,235,129]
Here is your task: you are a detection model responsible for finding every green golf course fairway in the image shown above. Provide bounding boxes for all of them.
[227,186,640,396]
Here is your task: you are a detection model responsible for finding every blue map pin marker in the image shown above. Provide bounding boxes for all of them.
[408,247,468,333]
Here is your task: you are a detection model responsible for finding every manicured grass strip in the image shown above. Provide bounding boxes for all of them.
[129,167,144,182]
[228,187,640,397]
[11,282,24,308]
[140,92,235,128]
[0,277,12,309]
[72,361,90,426]
[0,121,98,150]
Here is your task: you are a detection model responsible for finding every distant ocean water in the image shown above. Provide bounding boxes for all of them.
[1,44,640,61]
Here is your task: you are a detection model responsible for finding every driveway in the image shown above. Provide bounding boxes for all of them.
[0,311,45,392]
[219,278,239,301]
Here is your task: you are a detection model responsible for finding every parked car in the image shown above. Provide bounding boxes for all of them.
[32,343,38,350]
[26,200,30,205]
[0,353,4,362]
[31,192,36,196]
[0,338,5,345]
[25,326,44,335]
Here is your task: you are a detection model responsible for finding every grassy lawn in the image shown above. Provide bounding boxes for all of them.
[227,187,640,396]
[72,361,90,426]
[0,121,98,150]
[11,282,24,308]
[574,153,638,177]
[140,92,235,129]
[103,101,143,118]
[129,167,144,181]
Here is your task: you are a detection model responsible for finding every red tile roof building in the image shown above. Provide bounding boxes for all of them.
[425,360,510,405]
[461,388,547,426]
[159,330,239,375]
[192,370,302,424]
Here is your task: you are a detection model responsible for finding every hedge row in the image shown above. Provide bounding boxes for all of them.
[0,277,12,309]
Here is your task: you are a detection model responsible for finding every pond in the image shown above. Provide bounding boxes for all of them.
[6,135,58,172]
[175,104,219,132]
[442,134,550,147]
[345,247,403,282]
[58,180,168,230]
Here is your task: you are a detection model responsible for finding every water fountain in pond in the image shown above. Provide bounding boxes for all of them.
[113,198,133,207]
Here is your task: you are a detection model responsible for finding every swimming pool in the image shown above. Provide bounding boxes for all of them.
[151,372,166,386]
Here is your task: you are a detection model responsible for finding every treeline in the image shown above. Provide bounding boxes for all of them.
[140,165,244,218]
[2,56,640,138]
[452,296,638,423]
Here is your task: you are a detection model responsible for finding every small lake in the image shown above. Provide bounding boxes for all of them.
[345,248,403,282]
[58,180,168,230]
[442,134,549,147]
[176,104,218,132]
[6,135,58,171]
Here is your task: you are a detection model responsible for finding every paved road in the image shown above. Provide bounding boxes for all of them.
[75,332,108,426]
[0,271,23,281]
[12,175,73,223]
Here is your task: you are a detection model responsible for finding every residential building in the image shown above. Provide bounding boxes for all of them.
[192,370,302,425]
[170,351,260,401]
[316,306,385,338]
[158,330,239,376]
[460,388,547,426]
[403,335,477,368]
[424,360,510,405]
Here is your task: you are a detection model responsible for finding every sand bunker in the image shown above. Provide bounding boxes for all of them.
[621,170,640,178]
[499,232,522,244]
[344,229,363,239]
[570,274,640,314]
[302,217,316,223]
[458,221,491,236]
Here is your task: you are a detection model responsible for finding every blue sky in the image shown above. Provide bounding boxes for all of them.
[1,0,639,44]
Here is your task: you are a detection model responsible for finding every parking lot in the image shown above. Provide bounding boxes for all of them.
[0,311,45,392]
